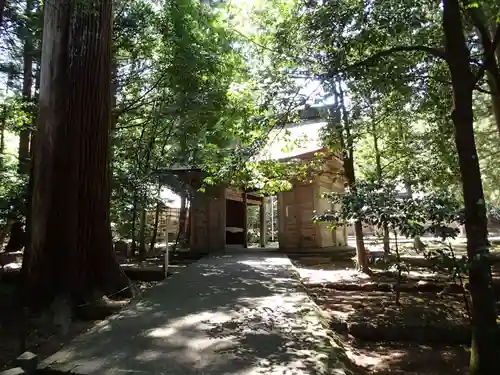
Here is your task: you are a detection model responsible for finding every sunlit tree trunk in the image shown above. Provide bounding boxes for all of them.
[369,107,390,254]
[335,81,369,272]
[149,182,161,252]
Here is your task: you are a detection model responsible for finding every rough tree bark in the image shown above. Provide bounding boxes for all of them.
[23,0,131,311]
[442,0,499,373]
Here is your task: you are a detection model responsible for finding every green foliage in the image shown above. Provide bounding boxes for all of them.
[314,180,464,239]
[0,169,27,224]
[424,242,469,279]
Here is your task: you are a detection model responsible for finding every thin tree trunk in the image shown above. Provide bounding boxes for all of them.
[464,3,500,135]
[178,190,188,247]
[0,107,5,171]
[109,58,118,195]
[336,81,369,272]
[24,0,131,312]
[405,179,425,250]
[370,109,390,254]
[186,201,192,248]
[138,204,147,259]
[0,0,5,34]
[18,0,34,175]
[131,191,138,255]
[149,183,161,253]
[443,0,499,373]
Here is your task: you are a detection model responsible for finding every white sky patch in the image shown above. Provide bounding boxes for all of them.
[258,120,327,161]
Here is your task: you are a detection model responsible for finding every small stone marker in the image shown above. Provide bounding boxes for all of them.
[15,352,38,373]
[0,367,26,375]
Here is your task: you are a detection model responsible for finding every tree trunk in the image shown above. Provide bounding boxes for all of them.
[464,3,500,135]
[18,0,34,175]
[23,0,131,311]
[443,0,499,373]
[109,57,118,201]
[0,0,5,34]
[336,81,369,272]
[149,183,161,253]
[130,191,138,255]
[178,190,188,247]
[404,168,424,250]
[138,205,147,259]
[370,111,390,254]
[0,107,5,170]
[185,202,192,248]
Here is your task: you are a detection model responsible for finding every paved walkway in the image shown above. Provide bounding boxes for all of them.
[39,252,352,375]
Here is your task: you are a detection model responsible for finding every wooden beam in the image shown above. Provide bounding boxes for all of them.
[243,191,248,249]
[259,197,266,247]
[225,188,261,205]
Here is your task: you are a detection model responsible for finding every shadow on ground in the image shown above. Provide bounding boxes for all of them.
[39,252,355,375]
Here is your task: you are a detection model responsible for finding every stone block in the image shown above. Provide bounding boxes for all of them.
[15,352,38,373]
[0,367,25,375]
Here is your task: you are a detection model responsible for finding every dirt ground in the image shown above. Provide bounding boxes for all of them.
[290,255,500,375]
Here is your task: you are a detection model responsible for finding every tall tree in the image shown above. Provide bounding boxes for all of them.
[443,0,498,372]
[272,0,499,371]
[331,80,369,272]
[23,0,131,311]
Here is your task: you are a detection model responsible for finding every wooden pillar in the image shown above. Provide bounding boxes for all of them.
[259,197,266,247]
[243,190,248,248]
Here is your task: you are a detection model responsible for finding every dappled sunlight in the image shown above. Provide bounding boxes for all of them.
[343,341,469,374]
[407,269,439,279]
[39,253,354,375]
[344,344,403,368]
[314,289,468,326]
[134,349,163,361]
[295,266,371,285]
[147,310,235,339]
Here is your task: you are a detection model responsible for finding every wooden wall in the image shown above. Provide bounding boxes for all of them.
[277,154,347,250]
[278,182,317,249]
[190,186,226,252]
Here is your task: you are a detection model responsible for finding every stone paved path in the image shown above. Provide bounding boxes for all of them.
[39,252,352,375]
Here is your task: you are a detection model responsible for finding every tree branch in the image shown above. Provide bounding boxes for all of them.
[323,45,447,79]
[466,1,500,86]
[114,72,169,119]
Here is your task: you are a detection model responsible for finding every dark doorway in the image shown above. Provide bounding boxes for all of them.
[225,199,245,245]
